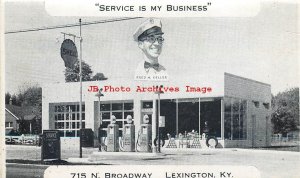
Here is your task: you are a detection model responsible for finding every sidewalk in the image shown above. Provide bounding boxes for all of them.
[6,144,300,162]
[5,145,97,160]
[67,147,300,164]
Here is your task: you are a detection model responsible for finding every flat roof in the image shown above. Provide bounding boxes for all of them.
[225,72,271,87]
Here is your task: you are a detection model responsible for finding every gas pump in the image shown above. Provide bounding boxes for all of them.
[106,115,119,152]
[120,115,135,152]
[136,114,152,152]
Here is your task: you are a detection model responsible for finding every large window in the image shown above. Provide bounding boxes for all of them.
[99,101,134,131]
[161,99,176,137]
[178,99,200,135]
[224,98,247,140]
[158,98,221,138]
[50,103,85,137]
[200,99,221,138]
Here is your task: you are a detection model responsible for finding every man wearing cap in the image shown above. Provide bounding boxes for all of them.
[133,18,168,81]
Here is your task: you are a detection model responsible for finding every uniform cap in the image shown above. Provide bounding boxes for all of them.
[133,18,164,41]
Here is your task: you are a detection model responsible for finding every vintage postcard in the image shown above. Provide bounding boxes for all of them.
[1,0,299,178]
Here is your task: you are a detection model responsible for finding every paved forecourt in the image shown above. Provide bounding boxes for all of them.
[6,145,300,178]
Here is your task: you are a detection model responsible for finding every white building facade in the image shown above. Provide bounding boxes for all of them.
[42,72,272,148]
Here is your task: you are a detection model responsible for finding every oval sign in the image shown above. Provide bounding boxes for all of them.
[60,39,78,69]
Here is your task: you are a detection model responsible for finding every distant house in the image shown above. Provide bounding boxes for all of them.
[5,106,21,135]
[5,99,41,135]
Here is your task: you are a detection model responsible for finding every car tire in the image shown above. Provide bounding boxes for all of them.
[206,136,218,148]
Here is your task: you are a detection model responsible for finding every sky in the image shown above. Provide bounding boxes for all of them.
[4,1,299,95]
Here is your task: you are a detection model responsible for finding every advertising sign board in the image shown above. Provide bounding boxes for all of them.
[80,128,94,147]
[41,130,61,161]
[159,116,165,127]
[60,39,78,69]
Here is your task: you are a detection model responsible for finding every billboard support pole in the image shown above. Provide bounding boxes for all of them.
[79,18,83,158]
[60,20,83,158]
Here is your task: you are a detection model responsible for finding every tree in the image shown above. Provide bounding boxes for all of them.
[5,92,20,105]
[18,119,30,134]
[65,60,93,82]
[92,72,107,81]
[271,87,299,135]
[11,94,19,106]
[20,87,42,106]
[16,83,42,106]
[5,92,11,104]
[13,83,43,134]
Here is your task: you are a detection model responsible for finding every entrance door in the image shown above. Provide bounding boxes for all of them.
[141,101,154,125]
[251,115,256,147]
[266,116,269,146]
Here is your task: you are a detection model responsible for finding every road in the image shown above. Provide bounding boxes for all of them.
[5,145,300,178]
[74,148,300,178]
[6,163,48,178]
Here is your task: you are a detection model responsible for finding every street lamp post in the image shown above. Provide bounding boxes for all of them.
[155,85,164,153]
[95,88,104,151]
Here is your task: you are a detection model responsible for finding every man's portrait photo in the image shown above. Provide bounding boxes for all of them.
[133,18,169,81]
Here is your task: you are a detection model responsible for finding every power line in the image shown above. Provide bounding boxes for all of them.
[5,17,143,34]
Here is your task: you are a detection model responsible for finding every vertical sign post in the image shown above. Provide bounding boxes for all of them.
[155,85,164,153]
[60,19,83,158]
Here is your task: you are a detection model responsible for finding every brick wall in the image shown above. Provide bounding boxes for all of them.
[224,73,272,147]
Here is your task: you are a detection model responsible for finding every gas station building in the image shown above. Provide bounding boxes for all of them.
[42,72,272,148]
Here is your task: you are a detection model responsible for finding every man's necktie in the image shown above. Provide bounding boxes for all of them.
[144,62,159,71]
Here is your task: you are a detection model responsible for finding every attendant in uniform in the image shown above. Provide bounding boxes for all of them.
[133,18,169,81]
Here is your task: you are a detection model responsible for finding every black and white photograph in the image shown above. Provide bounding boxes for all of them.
[1,0,299,178]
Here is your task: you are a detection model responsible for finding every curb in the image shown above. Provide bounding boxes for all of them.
[234,148,300,155]
[6,162,50,168]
